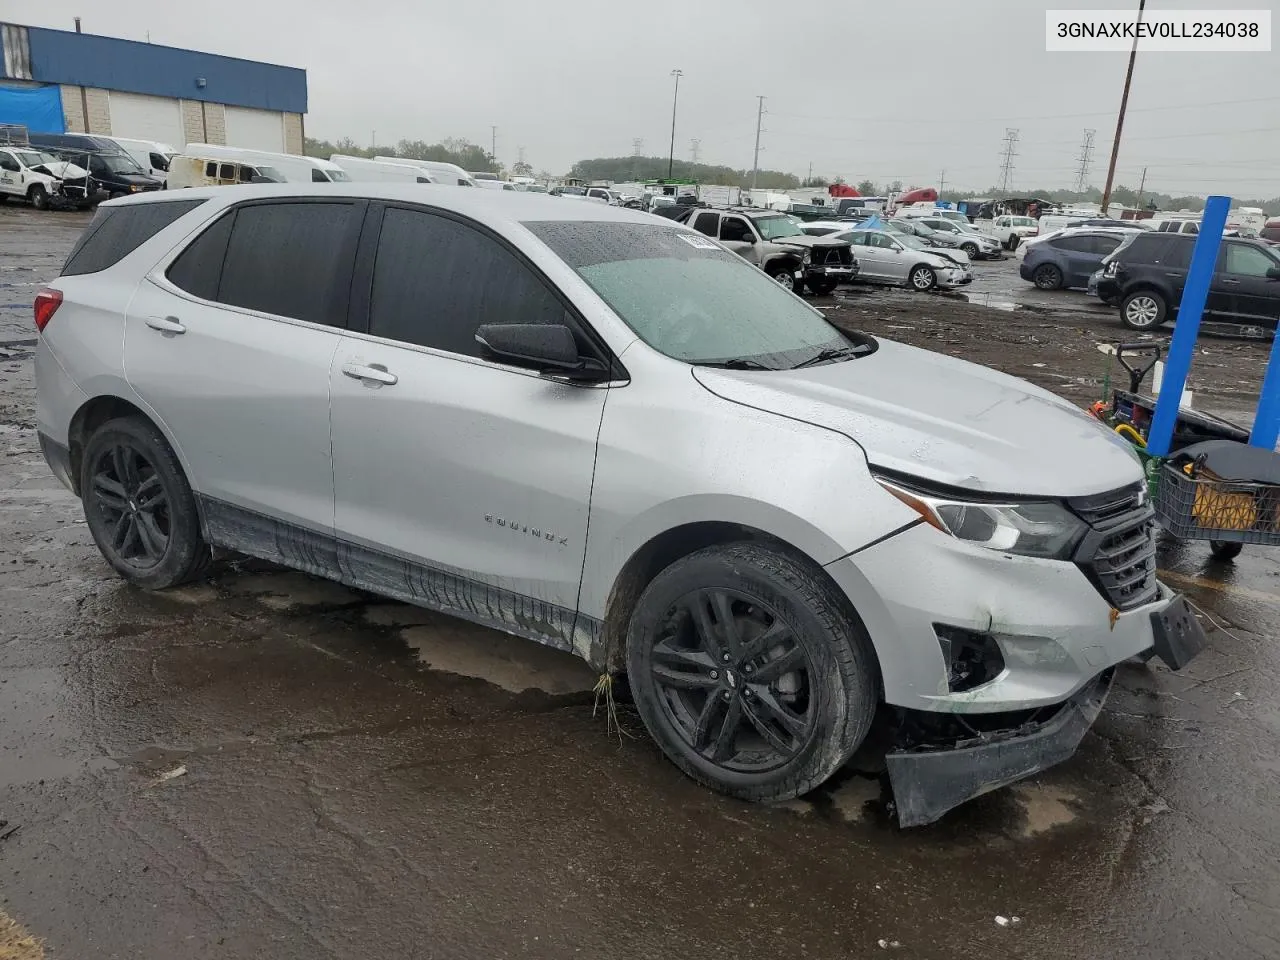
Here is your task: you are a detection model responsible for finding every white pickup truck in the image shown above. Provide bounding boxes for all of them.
[0,146,88,210]
[981,214,1040,250]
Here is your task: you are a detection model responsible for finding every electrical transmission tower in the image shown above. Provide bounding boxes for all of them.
[690,139,701,164]
[1074,129,1096,191]
[997,128,1019,194]
[632,138,644,157]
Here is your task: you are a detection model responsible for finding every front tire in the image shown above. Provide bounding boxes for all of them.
[80,416,211,589]
[807,278,838,297]
[28,185,48,211]
[767,265,797,292]
[625,543,878,802]
[1121,289,1167,330]
[909,265,938,291]
[960,241,979,257]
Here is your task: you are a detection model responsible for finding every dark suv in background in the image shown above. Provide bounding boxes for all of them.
[1095,232,1280,331]
[27,134,163,198]
[1020,229,1127,290]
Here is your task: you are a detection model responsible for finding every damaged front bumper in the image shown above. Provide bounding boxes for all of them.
[887,595,1205,827]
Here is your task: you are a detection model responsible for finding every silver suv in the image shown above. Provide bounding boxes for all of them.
[34,185,1203,826]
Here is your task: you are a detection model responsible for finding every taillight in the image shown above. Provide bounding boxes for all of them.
[34,288,63,332]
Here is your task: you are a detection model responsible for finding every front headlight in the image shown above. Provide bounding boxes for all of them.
[801,250,811,264]
[873,475,1087,559]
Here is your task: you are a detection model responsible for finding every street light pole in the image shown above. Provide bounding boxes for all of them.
[667,69,683,178]
[1100,0,1145,215]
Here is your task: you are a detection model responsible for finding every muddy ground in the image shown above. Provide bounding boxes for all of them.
[2,206,1278,959]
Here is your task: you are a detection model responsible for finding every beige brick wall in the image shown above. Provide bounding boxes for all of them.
[180,100,205,144]
[84,87,111,134]
[203,102,226,144]
[283,113,303,155]
[60,85,85,132]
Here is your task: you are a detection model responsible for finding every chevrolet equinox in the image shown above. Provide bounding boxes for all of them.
[34,185,1204,825]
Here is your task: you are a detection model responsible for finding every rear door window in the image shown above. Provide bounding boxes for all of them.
[692,212,719,237]
[1092,235,1123,256]
[1224,243,1277,277]
[367,207,566,357]
[62,200,205,276]
[168,201,362,327]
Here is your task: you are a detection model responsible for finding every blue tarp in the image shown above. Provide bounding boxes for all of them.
[861,214,884,230]
[0,84,66,133]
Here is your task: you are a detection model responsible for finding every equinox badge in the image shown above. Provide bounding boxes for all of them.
[485,514,568,545]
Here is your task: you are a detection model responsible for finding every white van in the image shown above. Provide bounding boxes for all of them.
[99,137,176,183]
[184,144,349,183]
[375,156,475,187]
[330,155,435,184]
[166,154,286,189]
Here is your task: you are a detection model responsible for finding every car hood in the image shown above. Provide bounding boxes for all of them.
[31,161,86,179]
[692,339,1142,497]
[769,234,848,249]
[927,247,971,267]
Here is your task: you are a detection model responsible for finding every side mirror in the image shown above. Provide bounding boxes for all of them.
[475,323,605,380]
[1267,267,1280,281]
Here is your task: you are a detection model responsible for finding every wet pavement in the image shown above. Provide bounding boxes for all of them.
[2,205,1279,959]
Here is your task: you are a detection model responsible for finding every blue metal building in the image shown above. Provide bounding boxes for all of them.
[0,22,307,152]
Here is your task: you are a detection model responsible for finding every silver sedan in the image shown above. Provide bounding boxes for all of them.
[834,229,973,291]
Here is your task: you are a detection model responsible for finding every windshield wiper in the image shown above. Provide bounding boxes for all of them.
[791,345,870,369]
[699,357,774,370]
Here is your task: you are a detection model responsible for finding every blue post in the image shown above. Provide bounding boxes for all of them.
[1250,330,1280,450]
[1145,195,1231,457]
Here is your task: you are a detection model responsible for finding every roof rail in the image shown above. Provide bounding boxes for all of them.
[0,124,32,147]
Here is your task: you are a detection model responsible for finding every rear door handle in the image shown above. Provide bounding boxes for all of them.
[341,362,398,386]
[144,315,186,334]
[1221,278,1242,284]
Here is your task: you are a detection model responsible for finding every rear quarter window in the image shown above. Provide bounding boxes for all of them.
[61,199,205,277]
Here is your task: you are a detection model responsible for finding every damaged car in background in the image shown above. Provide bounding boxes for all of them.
[0,145,100,210]
[33,186,1204,827]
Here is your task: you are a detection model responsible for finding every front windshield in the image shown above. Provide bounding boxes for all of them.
[99,152,146,175]
[254,165,285,182]
[754,215,805,240]
[893,233,929,251]
[525,221,859,369]
[15,150,53,167]
[326,169,351,182]
[562,186,586,195]
[525,184,547,193]
[1011,216,1036,226]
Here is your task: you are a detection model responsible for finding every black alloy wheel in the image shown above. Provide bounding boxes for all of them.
[649,587,817,773]
[87,441,171,570]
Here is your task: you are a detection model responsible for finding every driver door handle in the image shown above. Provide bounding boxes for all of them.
[1221,278,1242,284]
[144,315,186,334]
[342,362,398,386]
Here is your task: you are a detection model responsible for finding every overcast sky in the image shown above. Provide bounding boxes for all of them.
[10,0,1280,196]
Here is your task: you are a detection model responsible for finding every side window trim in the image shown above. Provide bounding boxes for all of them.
[347,200,622,378]
[155,197,366,331]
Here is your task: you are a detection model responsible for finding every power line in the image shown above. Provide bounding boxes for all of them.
[997,128,1019,193]
[1074,129,1096,191]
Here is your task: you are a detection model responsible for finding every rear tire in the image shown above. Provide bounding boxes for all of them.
[1033,263,1063,290]
[625,542,878,802]
[1121,289,1168,330]
[1209,541,1243,562]
[808,278,838,297]
[80,416,211,589]
[28,185,48,211]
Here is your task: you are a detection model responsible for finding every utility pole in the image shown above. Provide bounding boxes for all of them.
[751,95,766,193]
[1074,128,1096,191]
[631,138,644,157]
[371,130,376,149]
[997,128,1019,194]
[490,125,497,164]
[806,161,813,185]
[667,69,683,178]
[1135,166,1148,209]
[1101,0,1146,215]
[690,139,701,164]
[938,169,946,195]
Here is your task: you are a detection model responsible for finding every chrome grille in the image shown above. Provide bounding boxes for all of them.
[1069,483,1159,611]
